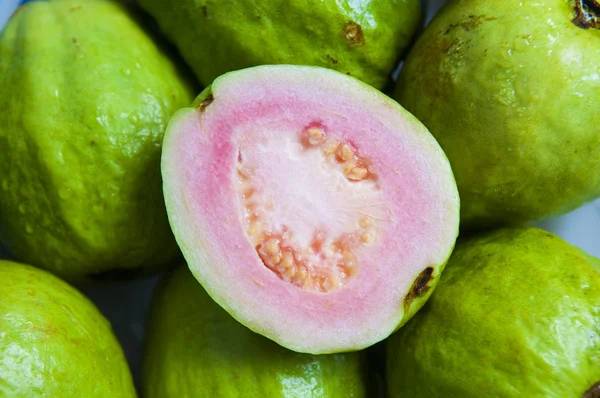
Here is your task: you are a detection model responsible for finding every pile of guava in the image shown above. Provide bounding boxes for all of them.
[0,0,598,396]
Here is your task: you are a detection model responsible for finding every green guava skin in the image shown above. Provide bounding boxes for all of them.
[0,0,195,280]
[143,265,369,398]
[395,0,600,229]
[137,0,420,89]
[386,227,600,397]
[0,260,136,397]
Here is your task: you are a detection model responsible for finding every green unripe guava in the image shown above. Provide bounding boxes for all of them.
[143,265,370,397]
[395,0,600,229]
[0,260,136,397]
[386,227,600,397]
[0,0,195,280]
[137,0,421,89]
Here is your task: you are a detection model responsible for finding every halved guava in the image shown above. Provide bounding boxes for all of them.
[161,65,460,354]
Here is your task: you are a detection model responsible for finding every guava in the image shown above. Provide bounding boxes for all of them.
[386,227,600,397]
[137,0,421,90]
[0,260,136,397]
[0,0,195,281]
[161,64,460,354]
[395,0,600,229]
[143,265,371,397]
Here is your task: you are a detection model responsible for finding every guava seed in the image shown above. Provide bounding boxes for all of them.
[237,124,380,292]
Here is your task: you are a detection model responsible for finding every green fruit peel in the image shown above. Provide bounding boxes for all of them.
[0,260,136,397]
[387,227,600,397]
[396,0,600,229]
[143,265,369,398]
[138,0,421,89]
[0,0,195,280]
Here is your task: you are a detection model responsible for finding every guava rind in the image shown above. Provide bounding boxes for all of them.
[162,65,460,354]
[137,0,420,89]
[0,260,136,397]
[0,0,195,280]
[386,227,600,397]
[143,265,369,398]
[395,0,600,229]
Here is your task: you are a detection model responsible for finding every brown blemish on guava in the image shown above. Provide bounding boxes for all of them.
[573,0,600,29]
[584,381,600,398]
[32,323,58,337]
[90,140,95,146]
[202,5,208,17]
[69,6,82,12]
[343,22,365,46]
[69,337,86,347]
[72,37,78,44]
[443,14,497,35]
[404,267,434,311]
[443,38,461,55]
[27,289,35,296]
[197,94,214,112]
[327,54,339,64]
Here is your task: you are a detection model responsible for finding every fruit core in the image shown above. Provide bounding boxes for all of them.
[573,0,600,28]
[236,123,387,293]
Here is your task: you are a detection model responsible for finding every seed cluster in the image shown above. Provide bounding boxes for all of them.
[237,126,377,292]
[303,126,376,182]
[253,227,370,292]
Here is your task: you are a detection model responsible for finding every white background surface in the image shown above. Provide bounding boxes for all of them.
[0,0,598,390]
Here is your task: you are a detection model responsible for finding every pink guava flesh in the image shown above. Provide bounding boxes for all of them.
[162,65,459,354]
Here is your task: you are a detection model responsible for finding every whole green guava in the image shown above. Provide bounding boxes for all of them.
[137,0,421,89]
[0,260,136,397]
[386,227,600,397]
[0,0,195,280]
[395,0,600,229]
[143,265,370,397]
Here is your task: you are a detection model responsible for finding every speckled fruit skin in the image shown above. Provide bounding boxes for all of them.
[0,260,136,397]
[395,0,600,229]
[137,0,420,89]
[143,265,369,398]
[386,227,600,398]
[0,0,195,281]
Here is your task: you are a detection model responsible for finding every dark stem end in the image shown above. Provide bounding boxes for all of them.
[573,0,600,29]
[584,381,600,398]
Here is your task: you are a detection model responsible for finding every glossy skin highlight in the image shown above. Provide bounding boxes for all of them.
[0,0,195,280]
[143,265,368,398]
[0,260,136,397]
[396,0,600,229]
[138,0,421,89]
[386,227,600,397]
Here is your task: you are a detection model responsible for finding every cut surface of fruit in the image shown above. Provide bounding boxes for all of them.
[238,124,386,292]
[162,65,460,353]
